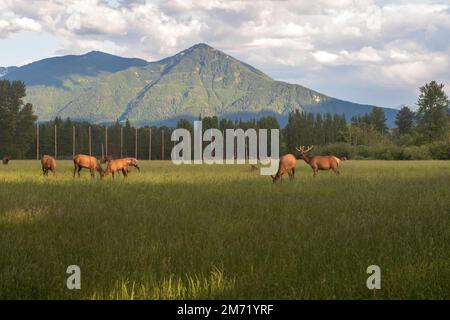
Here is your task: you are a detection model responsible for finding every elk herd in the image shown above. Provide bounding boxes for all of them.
[4,145,344,182]
[36,154,140,180]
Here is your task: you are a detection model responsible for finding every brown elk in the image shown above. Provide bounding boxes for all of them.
[271,154,297,183]
[73,154,103,178]
[2,156,10,165]
[41,155,57,176]
[296,145,342,176]
[101,158,134,180]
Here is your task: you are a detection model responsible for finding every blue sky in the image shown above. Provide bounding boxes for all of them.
[1,0,449,108]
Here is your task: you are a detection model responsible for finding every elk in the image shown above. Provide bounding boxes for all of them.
[101,158,134,181]
[73,154,103,178]
[102,157,140,175]
[271,154,297,183]
[2,156,10,165]
[296,145,342,176]
[41,155,57,176]
[124,157,140,172]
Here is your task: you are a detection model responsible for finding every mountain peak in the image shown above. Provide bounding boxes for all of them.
[189,43,214,50]
[182,43,223,56]
[84,50,107,56]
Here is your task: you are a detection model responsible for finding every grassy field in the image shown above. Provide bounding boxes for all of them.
[0,160,449,299]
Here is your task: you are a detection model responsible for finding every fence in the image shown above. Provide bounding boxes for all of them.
[35,124,174,161]
[34,124,255,161]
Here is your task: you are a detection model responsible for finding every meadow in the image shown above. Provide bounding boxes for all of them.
[0,160,449,299]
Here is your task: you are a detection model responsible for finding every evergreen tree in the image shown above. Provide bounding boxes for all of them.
[0,80,37,158]
[416,81,449,142]
[176,119,193,132]
[370,107,387,134]
[395,106,415,135]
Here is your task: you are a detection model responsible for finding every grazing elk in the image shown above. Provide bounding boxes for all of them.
[101,158,135,181]
[124,157,140,172]
[2,156,10,165]
[296,145,342,176]
[271,154,297,183]
[41,155,57,176]
[73,154,103,178]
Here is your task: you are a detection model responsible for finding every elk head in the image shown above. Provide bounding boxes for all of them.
[271,174,278,183]
[128,158,140,172]
[295,145,313,163]
[2,156,10,165]
[101,155,112,164]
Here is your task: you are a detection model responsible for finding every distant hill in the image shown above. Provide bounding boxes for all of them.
[0,66,18,77]
[1,43,398,127]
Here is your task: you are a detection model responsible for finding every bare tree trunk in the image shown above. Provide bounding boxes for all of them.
[89,126,92,156]
[36,123,39,160]
[72,125,75,158]
[54,124,57,159]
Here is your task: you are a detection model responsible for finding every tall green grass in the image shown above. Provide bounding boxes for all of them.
[0,160,449,299]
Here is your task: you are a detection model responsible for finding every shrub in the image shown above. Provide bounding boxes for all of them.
[427,142,450,160]
[401,146,432,160]
[315,143,353,158]
[355,145,371,159]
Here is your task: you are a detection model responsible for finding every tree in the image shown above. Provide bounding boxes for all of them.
[257,116,280,130]
[370,107,387,134]
[395,106,415,135]
[0,80,37,158]
[176,119,193,132]
[416,81,449,142]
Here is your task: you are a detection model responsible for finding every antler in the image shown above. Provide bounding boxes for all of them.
[304,145,314,153]
[296,145,314,153]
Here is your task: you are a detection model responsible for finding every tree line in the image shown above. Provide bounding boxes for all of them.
[0,79,449,160]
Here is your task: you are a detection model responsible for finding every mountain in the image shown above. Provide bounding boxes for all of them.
[0,66,18,77]
[1,43,398,126]
[2,51,148,87]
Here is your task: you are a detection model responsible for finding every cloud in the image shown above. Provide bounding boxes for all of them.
[0,0,449,106]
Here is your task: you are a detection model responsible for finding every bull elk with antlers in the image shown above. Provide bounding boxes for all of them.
[73,154,103,178]
[296,145,343,176]
[41,155,57,176]
[271,154,297,183]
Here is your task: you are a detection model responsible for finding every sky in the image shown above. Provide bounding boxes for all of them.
[0,0,449,108]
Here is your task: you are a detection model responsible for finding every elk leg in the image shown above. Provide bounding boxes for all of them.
[291,168,295,180]
[333,168,340,176]
[112,171,115,181]
[73,165,77,178]
[122,168,128,179]
[90,169,95,178]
